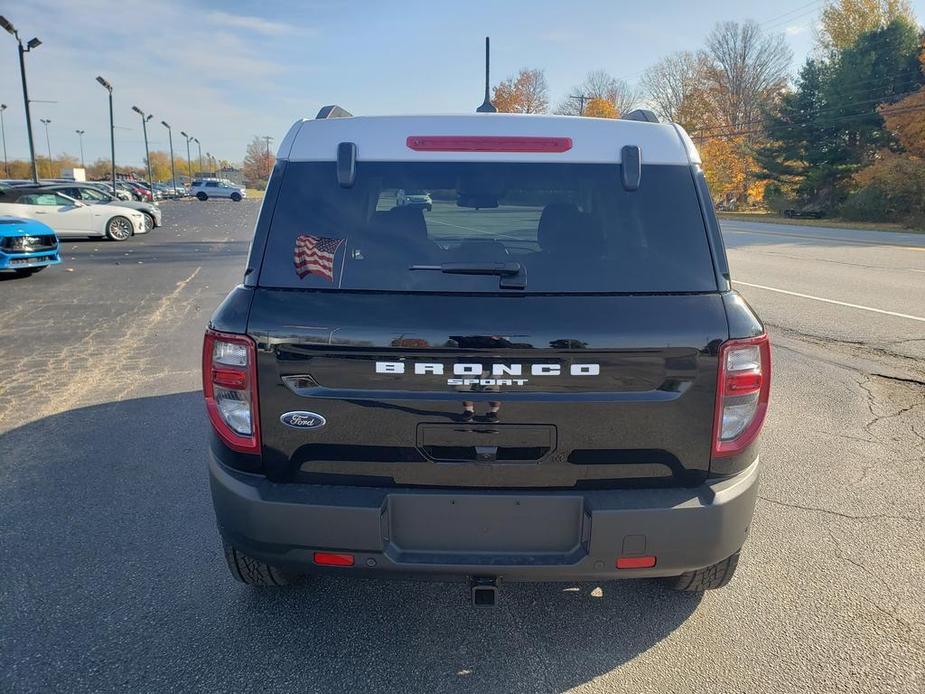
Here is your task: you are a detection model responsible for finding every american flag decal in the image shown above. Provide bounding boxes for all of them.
[293,234,344,282]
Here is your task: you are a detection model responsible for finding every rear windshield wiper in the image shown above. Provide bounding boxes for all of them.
[409,262,526,289]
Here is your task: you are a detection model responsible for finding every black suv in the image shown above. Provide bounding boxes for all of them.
[203,109,770,603]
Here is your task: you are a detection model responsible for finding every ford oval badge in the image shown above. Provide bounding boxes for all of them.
[280,411,326,430]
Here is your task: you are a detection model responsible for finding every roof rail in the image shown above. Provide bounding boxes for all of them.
[315,105,353,120]
[622,109,659,123]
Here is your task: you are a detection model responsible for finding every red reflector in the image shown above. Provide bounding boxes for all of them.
[406,135,573,153]
[313,552,355,567]
[726,371,762,393]
[616,555,657,569]
[212,367,247,390]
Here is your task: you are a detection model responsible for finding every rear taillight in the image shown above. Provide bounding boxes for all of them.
[202,329,260,454]
[712,334,771,458]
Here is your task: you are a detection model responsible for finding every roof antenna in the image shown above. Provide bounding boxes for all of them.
[476,36,497,113]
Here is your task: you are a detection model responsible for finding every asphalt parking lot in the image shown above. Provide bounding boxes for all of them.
[1,200,923,693]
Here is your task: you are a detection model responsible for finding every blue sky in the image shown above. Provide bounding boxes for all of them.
[1,0,923,166]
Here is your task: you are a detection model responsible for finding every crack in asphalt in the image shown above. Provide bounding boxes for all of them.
[766,322,925,374]
[756,495,923,524]
[821,526,924,649]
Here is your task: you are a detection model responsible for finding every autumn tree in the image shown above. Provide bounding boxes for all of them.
[492,68,549,114]
[556,70,639,117]
[640,51,714,131]
[817,0,915,52]
[702,21,791,134]
[701,136,750,201]
[880,40,925,156]
[242,136,275,189]
[583,97,619,118]
[145,151,172,182]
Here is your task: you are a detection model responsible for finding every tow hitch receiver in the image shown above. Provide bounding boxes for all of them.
[470,576,499,607]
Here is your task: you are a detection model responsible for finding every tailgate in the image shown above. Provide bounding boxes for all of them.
[249,290,727,487]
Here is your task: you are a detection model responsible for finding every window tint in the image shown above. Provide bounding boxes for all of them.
[19,194,67,206]
[191,180,202,187]
[78,187,108,201]
[205,181,218,188]
[259,162,717,293]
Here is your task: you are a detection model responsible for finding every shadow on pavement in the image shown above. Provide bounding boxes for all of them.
[0,392,701,692]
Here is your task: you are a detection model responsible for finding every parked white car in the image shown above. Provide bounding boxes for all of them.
[0,190,146,241]
[190,178,246,202]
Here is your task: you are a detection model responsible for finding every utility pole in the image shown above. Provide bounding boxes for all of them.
[263,135,273,180]
[569,94,589,116]
[131,106,154,200]
[1,15,41,182]
[0,104,8,177]
[75,129,85,169]
[39,118,51,172]
[96,76,116,194]
[162,121,176,196]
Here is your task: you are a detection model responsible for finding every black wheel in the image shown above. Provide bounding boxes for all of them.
[230,192,242,202]
[142,212,155,232]
[222,541,306,586]
[661,550,740,591]
[106,215,133,241]
[196,191,208,201]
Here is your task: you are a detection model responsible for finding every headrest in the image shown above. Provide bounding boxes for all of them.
[537,203,583,253]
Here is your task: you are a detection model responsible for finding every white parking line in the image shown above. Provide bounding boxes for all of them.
[732,281,925,323]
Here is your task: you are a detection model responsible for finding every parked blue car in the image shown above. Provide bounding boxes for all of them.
[0,216,61,277]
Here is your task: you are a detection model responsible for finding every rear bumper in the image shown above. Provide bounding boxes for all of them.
[210,455,759,580]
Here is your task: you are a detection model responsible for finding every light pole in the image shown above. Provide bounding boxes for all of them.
[180,130,192,183]
[0,104,8,177]
[193,137,202,175]
[39,118,51,174]
[131,105,154,200]
[1,15,41,182]
[96,76,116,195]
[75,129,85,169]
[161,121,177,196]
[263,135,273,180]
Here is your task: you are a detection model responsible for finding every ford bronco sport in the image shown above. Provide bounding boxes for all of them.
[204,107,770,603]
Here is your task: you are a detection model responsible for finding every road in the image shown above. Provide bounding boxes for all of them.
[0,204,922,693]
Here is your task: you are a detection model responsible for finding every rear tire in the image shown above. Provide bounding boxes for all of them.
[196,192,208,201]
[106,215,133,241]
[230,192,242,202]
[661,550,740,591]
[222,541,306,586]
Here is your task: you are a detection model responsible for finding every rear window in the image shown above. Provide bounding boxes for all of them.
[258,162,717,293]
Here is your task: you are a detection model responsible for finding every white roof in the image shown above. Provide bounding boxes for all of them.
[279,113,700,166]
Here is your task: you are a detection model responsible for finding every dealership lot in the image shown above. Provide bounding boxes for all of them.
[0,201,923,692]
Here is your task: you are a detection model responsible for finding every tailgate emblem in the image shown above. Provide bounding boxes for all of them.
[280,411,327,430]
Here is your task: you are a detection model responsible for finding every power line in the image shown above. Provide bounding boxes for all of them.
[691,102,925,140]
[689,86,922,137]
